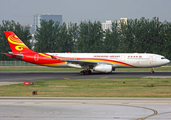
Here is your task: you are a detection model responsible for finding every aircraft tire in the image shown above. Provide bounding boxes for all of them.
[88,70,91,74]
[150,70,154,74]
[80,71,84,75]
[84,70,89,75]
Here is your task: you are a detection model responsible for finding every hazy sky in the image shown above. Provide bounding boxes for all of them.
[0,0,171,25]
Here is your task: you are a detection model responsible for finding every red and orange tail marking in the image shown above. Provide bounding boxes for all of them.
[4,31,35,53]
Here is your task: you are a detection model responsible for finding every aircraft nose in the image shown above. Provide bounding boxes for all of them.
[166,59,170,64]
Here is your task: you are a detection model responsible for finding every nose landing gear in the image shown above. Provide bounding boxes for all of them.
[150,68,154,74]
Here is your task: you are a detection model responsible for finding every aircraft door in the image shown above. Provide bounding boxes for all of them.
[152,56,156,62]
[121,55,125,62]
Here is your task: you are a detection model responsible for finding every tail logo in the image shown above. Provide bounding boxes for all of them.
[8,34,28,51]
[15,46,24,51]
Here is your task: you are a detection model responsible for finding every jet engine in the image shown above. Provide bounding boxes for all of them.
[93,64,112,73]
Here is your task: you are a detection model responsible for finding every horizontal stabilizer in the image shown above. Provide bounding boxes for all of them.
[6,53,23,59]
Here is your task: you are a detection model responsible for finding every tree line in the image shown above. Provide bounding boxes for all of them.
[0,17,171,61]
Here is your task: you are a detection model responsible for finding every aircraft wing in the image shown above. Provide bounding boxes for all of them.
[51,56,112,66]
[60,59,97,66]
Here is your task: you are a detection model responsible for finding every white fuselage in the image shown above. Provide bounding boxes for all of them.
[46,53,170,68]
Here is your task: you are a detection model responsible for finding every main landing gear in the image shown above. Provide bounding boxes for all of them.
[150,68,154,74]
[80,70,92,75]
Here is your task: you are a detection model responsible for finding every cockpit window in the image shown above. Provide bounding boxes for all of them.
[161,57,166,59]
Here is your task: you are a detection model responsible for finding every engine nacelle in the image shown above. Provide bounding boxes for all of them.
[93,64,112,73]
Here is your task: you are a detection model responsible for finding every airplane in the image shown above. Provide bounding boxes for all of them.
[3,31,170,74]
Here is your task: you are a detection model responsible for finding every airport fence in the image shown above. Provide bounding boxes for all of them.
[0,61,37,66]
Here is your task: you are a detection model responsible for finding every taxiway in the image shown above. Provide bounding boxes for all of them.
[0,97,171,120]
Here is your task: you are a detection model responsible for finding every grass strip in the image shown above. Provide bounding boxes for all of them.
[0,78,171,97]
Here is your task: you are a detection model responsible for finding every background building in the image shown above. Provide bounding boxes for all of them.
[119,18,127,24]
[34,14,62,34]
[117,18,128,31]
[102,18,127,31]
[102,20,112,31]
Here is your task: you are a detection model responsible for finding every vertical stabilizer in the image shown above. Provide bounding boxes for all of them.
[4,31,35,53]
